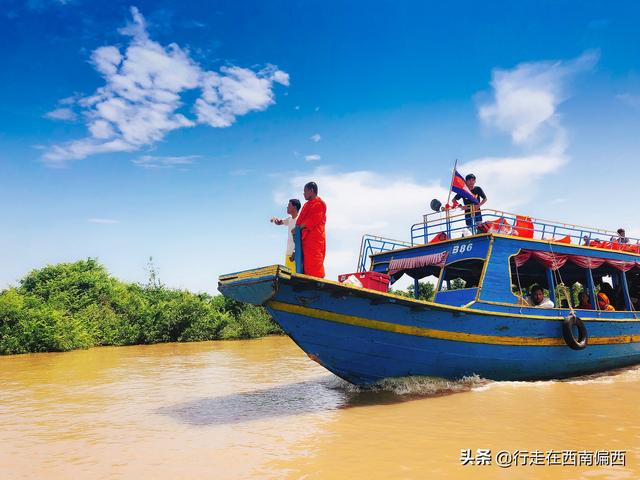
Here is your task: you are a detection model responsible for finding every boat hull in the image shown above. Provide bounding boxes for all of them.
[219,266,640,385]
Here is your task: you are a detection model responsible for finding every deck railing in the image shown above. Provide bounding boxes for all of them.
[411,208,640,248]
[356,209,639,274]
[357,235,412,272]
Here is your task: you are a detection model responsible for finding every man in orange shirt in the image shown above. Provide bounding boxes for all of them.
[295,182,327,278]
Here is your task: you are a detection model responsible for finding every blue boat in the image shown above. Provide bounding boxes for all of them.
[218,208,640,386]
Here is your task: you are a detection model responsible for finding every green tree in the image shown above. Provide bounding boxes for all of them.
[0,258,283,355]
[407,281,436,301]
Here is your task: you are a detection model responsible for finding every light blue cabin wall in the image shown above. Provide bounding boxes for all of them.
[479,239,520,304]
[435,288,478,306]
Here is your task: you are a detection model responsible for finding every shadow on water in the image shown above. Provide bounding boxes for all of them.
[158,374,488,426]
[158,365,640,426]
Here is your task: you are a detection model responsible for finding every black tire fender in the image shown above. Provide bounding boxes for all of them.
[562,314,588,350]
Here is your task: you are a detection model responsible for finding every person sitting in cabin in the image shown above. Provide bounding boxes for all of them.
[597,292,616,311]
[598,282,621,309]
[453,173,487,231]
[632,293,640,312]
[271,198,301,272]
[527,285,554,308]
[629,278,640,311]
[610,228,629,244]
[577,291,593,309]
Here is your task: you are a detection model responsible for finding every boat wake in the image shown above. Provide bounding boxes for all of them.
[326,374,490,397]
[562,364,640,385]
[324,364,640,399]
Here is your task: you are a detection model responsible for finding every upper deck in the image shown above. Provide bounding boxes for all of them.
[359,208,640,272]
[414,208,639,249]
[359,208,640,314]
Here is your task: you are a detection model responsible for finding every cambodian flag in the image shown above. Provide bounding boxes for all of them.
[451,170,479,204]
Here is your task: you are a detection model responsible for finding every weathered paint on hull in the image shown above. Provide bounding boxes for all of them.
[219,266,640,386]
[267,285,640,385]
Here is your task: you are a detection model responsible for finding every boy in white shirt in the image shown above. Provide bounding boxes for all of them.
[527,285,554,308]
[270,198,301,272]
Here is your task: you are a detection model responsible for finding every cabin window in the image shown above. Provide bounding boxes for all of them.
[554,262,591,309]
[388,265,441,300]
[509,256,551,298]
[592,264,629,311]
[409,278,438,301]
[625,267,640,311]
[440,259,484,291]
[510,249,638,311]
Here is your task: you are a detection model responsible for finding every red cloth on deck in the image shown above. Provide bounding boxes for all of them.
[296,196,327,278]
[514,215,534,238]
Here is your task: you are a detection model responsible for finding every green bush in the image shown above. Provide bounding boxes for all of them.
[0,259,281,355]
[219,304,281,339]
[390,281,436,301]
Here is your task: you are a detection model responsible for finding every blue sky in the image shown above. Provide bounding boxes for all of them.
[2,0,640,292]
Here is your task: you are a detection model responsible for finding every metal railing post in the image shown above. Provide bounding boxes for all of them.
[546,268,556,305]
[294,226,304,274]
[586,269,597,310]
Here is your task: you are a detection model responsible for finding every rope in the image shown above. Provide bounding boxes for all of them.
[513,255,526,311]
[547,241,575,315]
[533,236,639,318]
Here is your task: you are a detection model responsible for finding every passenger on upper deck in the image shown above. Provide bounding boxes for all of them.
[270,198,301,272]
[296,182,327,279]
[453,173,487,232]
[527,285,554,308]
[611,228,629,244]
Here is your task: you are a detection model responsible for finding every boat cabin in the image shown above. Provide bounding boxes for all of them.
[363,209,640,315]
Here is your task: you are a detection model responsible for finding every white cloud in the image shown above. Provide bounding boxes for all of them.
[271,69,290,86]
[275,167,447,278]
[43,7,288,167]
[460,149,567,211]
[229,169,252,176]
[88,218,118,224]
[464,52,598,210]
[479,51,598,145]
[46,139,137,168]
[272,54,598,278]
[310,133,321,142]
[59,96,74,105]
[305,154,321,162]
[45,108,76,121]
[617,93,640,108]
[132,155,199,169]
[195,65,287,127]
[26,0,74,11]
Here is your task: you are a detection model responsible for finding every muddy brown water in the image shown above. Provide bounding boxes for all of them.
[1,336,638,479]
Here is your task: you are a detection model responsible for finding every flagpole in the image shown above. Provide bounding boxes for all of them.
[445,159,458,239]
[446,158,458,207]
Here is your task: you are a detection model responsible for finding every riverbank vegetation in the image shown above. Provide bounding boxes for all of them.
[0,259,282,355]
